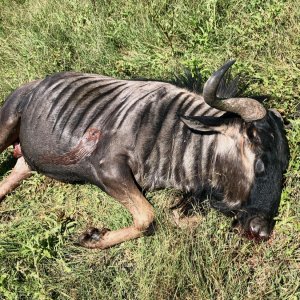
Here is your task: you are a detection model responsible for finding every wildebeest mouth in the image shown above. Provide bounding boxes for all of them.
[232,210,275,242]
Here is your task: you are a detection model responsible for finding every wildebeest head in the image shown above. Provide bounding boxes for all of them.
[238,109,289,240]
[180,60,289,240]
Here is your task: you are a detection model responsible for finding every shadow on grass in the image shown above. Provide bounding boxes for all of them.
[0,155,16,177]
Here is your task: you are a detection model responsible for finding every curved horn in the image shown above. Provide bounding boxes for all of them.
[203,60,266,122]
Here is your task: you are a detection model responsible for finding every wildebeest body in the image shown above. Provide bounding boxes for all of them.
[19,73,223,189]
[0,61,289,248]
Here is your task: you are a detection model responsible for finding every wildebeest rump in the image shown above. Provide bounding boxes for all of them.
[0,61,289,249]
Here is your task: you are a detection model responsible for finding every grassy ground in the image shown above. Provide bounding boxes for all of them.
[0,0,299,299]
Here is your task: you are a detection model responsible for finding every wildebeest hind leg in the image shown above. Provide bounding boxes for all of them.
[0,157,32,201]
[78,164,155,249]
[0,106,32,201]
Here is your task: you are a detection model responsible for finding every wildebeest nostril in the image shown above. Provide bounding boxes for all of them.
[250,222,260,234]
[259,229,269,240]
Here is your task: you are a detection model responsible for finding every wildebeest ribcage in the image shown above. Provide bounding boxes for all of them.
[0,61,289,248]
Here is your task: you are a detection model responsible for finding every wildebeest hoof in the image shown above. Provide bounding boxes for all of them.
[78,227,110,248]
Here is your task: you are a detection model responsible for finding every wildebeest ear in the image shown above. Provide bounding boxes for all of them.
[269,108,284,123]
[180,115,228,133]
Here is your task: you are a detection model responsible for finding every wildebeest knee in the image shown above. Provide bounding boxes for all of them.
[134,209,155,231]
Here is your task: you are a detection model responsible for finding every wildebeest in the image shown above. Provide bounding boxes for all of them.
[0,60,289,249]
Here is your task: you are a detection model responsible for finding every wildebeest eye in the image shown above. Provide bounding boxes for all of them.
[255,158,265,175]
[246,125,260,144]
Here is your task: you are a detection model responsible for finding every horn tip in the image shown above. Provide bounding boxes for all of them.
[224,59,236,68]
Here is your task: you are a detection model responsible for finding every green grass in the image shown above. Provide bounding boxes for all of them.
[0,0,299,299]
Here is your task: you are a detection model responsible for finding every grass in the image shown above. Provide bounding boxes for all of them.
[0,0,299,299]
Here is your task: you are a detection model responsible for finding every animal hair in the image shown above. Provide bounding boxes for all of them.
[171,64,248,98]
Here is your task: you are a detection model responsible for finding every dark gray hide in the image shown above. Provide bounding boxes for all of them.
[0,61,289,248]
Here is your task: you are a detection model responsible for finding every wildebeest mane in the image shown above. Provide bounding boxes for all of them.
[131,65,245,99]
[170,66,244,98]
[170,65,272,106]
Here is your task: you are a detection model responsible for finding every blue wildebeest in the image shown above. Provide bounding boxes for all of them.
[0,61,289,248]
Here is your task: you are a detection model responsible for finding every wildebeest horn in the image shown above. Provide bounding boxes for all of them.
[203,60,267,122]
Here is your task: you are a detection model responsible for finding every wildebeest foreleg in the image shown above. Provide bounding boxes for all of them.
[78,164,155,249]
[0,157,32,201]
